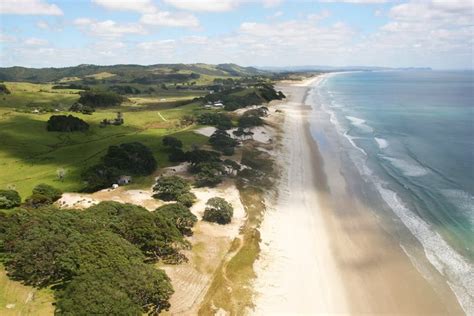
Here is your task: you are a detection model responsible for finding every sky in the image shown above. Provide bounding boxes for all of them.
[0,0,473,69]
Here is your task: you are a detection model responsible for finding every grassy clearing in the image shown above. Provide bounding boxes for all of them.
[0,266,54,316]
[198,185,266,315]
[0,83,209,198]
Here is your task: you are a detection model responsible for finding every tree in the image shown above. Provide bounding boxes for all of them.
[46,115,89,132]
[85,201,185,261]
[102,142,157,176]
[192,162,225,187]
[238,114,263,129]
[197,113,232,130]
[32,184,62,202]
[155,203,197,236]
[186,149,221,166]
[0,190,21,209]
[153,176,191,201]
[176,192,197,207]
[202,197,233,225]
[209,129,238,155]
[162,136,183,149]
[81,164,120,192]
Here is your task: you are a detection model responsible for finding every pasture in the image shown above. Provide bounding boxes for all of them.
[0,82,209,198]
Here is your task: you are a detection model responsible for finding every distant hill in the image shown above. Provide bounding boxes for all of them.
[259,65,432,72]
[0,63,267,83]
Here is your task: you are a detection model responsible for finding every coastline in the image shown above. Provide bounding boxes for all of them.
[252,74,465,314]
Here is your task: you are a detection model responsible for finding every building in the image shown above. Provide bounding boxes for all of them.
[118,175,132,185]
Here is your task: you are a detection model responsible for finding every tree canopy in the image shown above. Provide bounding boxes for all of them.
[153,176,191,201]
[78,90,126,108]
[202,197,233,225]
[0,201,189,314]
[46,115,89,132]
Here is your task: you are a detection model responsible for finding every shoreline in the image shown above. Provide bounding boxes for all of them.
[252,74,465,314]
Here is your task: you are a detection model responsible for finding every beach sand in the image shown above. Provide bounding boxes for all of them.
[253,75,464,315]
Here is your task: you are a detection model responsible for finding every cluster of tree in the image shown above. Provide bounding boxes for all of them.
[0,83,11,94]
[0,199,199,314]
[162,136,187,163]
[69,102,95,114]
[81,142,157,192]
[202,197,233,225]
[0,184,62,210]
[200,84,284,111]
[78,90,126,108]
[197,112,233,130]
[46,115,89,132]
[52,83,90,90]
[238,108,266,128]
[209,129,239,155]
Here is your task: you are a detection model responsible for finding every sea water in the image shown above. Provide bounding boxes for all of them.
[309,70,474,313]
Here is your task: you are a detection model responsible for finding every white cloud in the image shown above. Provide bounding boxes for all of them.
[92,0,157,13]
[74,18,147,38]
[0,0,63,15]
[0,33,16,43]
[319,0,388,3]
[140,11,199,27]
[163,0,240,12]
[24,37,49,46]
[163,0,283,12]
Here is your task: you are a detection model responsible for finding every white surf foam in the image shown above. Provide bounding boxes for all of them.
[375,183,474,315]
[346,115,373,132]
[382,156,429,177]
[374,137,389,149]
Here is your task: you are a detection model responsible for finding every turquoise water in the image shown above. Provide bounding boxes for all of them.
[310,70,473,312]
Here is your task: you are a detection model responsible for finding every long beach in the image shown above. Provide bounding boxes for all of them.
[252,75,464,315]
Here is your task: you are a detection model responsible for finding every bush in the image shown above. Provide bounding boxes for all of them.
[0,190,21,209]
[153,176,191,201]
[32,184,62,202]
[155,203,197,236]
[176,192,197,207]
[23,193,53,208]
[191,162,225,188]
[202,197,233,225]
[81,164,120,192]
[47,115,89,132]
[186,149,221,166]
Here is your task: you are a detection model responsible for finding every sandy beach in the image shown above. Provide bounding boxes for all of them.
[253,75,465,315]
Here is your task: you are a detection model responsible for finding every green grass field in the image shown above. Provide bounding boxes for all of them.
[0,82,209,198]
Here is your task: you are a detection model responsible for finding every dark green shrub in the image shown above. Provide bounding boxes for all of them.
[0,190,21,209]
[32,184,62,202]
[47,115,89,132]
[155,203,197,236]
[176,192,197,207]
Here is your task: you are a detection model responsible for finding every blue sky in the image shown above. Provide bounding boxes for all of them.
[0,0,473,69]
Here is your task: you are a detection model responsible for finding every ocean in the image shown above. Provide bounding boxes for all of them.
[308,70,474,313]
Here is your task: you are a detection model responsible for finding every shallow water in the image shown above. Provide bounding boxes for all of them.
[308,70,474,314]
